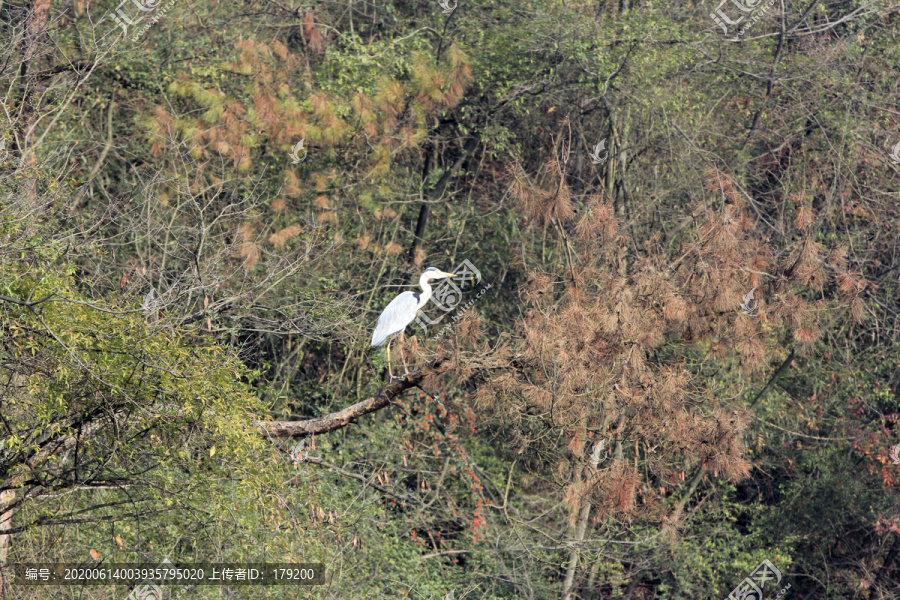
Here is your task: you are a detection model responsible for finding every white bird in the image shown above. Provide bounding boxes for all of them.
[371,267,457,379]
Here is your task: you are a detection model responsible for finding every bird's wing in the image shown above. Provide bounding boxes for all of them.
[371,291,421,347]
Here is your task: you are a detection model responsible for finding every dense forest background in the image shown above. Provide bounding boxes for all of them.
[1,0,900,598]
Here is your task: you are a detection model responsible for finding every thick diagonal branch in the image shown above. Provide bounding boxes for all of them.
[258,358,448,439]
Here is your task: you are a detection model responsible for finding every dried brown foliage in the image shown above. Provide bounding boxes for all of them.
[269,225,301,249]
[304,13,326,56]
[508,161,575,225]
[412,247,426,267]
[236,221,260,271]
[469,167,867,526]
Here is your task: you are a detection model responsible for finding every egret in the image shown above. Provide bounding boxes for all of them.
[371,267,457,379]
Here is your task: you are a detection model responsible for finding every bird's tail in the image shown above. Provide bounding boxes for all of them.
[371,332,389,348]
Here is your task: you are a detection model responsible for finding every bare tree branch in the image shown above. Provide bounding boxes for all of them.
[258,357,448,438]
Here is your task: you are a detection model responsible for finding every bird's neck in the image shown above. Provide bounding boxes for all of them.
[417,277,433,309]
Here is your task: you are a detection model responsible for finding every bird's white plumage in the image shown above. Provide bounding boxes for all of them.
[371,290,423,347]
[370,268,457,351]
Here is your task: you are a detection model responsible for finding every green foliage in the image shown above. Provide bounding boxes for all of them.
[3,0,900,597]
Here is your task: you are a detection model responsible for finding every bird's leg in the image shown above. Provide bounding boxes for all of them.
[386,339,394,380]
[399,334,410,376]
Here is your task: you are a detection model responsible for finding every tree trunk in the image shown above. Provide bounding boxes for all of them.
[561,441,605,600]
[868,533,900,600]
[0,490,14,599]
[408,134,480,261]
[16,0,52,197]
